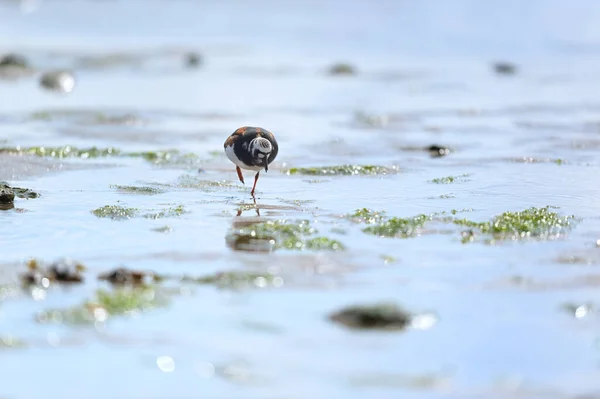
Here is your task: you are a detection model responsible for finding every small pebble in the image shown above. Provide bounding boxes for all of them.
[39,70,76,93]
[328,63,356,76]
[427,145,451,157]
[184,52,202,68]
[98,267,155,285]
[0,53,28,69]
[493,62,517,75]
[329,303,411,330]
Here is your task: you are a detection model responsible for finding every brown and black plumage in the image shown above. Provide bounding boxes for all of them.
[224,126,278,196]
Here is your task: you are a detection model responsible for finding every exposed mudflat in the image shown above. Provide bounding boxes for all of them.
[1,1,600,398]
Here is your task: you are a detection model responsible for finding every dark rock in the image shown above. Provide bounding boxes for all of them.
[184,52,202,68]
[20,258,85,285]
[0,53,28,69]
[329,303,411,330]
[328,63,356,76]
[427,145,450,157]
[493,62,517,75]
[98,267,157,285]
[39,70,76,93]
[48,260,85,283]
[0,184,15,204]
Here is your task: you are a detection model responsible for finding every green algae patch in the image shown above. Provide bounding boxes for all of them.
[0,145,121,159]
[185,271,283,290]
[157,175,243,192]
[363,215,429,238]
[92,205,138,220]
[346,208,429,238]
[143,205,188,219]
[110,185,165,195]
[476,206,575,240]
[380,255,397,264]
[305,237,345,251]
[227,219,345,252]
[125,150,201,165]
[430,174,470,184]
[284,165,398,176]
[94,287,166,314]
[348,206,575,243]
[0,145,201,166]
[347,208,386,224]
[452,207,576,242]
[451,206,576,242]
[92,204,187,220]
[37,286,169,325]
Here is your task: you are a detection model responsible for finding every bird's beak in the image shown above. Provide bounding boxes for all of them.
[264,156,269,172]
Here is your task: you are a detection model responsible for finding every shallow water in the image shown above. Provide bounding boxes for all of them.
[1,1,600,398]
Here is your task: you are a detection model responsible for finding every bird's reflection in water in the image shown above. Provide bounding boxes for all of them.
[236,196,260,217]
[228,197,274,252]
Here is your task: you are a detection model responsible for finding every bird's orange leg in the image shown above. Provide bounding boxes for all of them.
[236,166,245,184]
[250,172,260,197]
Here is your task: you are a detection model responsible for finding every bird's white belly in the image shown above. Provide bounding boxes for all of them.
[225,145,263,171]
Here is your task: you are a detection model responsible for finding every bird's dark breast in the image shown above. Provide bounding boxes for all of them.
[228,126,278,167]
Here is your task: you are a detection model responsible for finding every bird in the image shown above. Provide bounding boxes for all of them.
[224,126,278,197]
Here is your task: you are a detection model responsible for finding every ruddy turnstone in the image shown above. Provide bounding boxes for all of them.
[224,126,278,196]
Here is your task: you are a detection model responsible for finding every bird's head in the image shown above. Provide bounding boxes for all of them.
[250,137,273,171]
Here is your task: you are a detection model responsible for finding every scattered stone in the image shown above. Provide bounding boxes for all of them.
[562,302,594,319]
[39,70,76,93]
[0,184,15,204]
[21,258,85,285]
[98,267,159,286]
[328,63,356,76]
[329,303,411,330]
[493,62,517,75]
[184,52,202,68]
[427,145,451,157]
[0,53,28,69]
